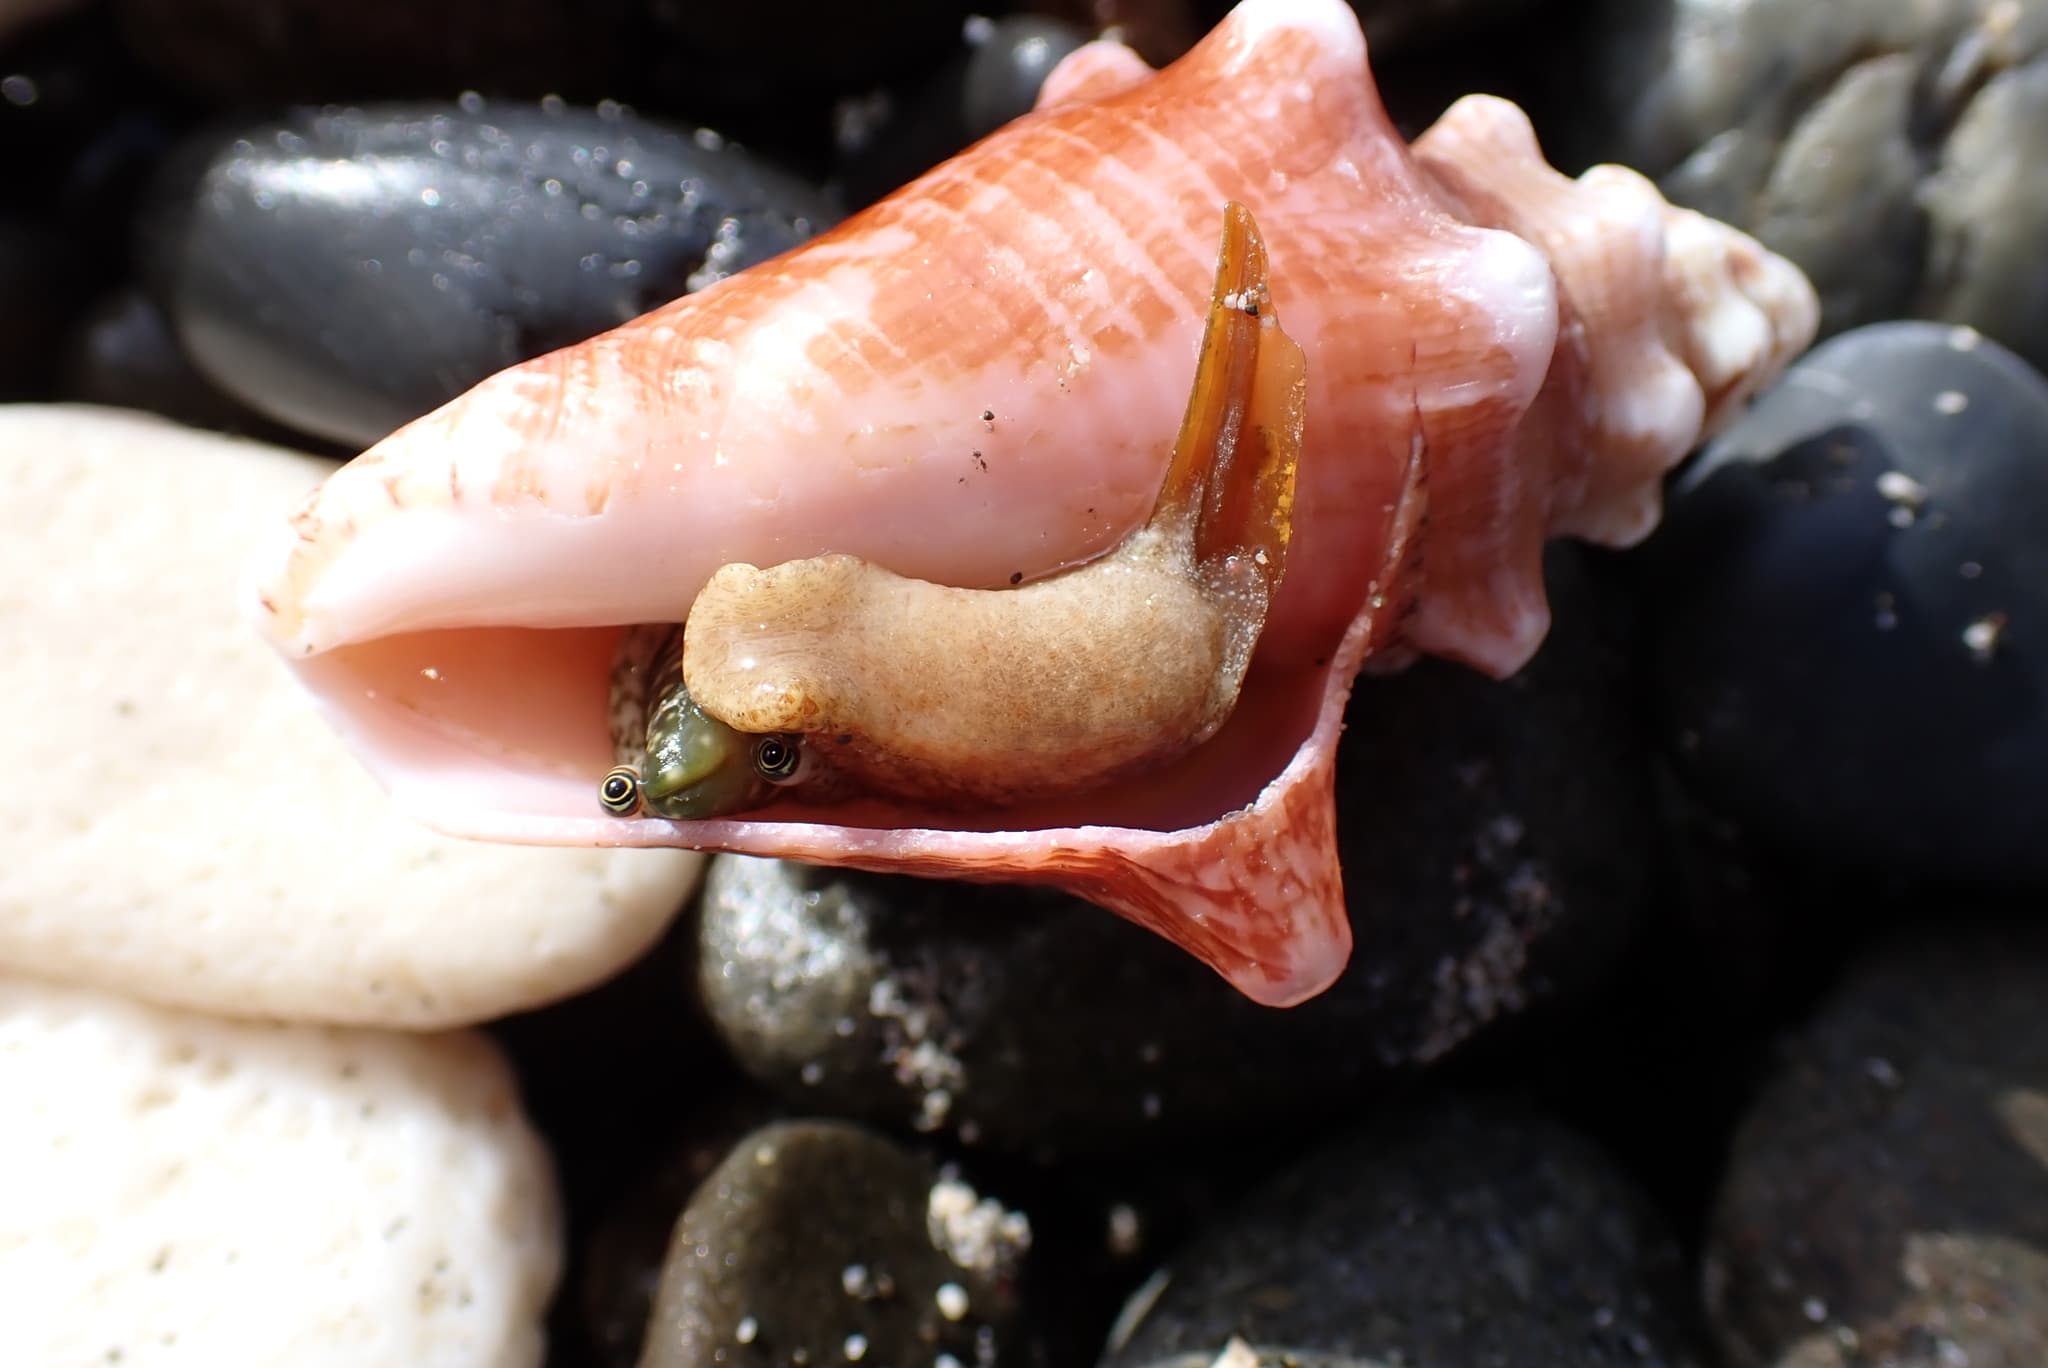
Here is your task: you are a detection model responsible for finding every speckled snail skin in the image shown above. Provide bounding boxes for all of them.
[248,0,1820,1008]
[602,203,1305,818]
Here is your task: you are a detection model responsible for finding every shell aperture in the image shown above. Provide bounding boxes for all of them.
[602,200,1306,819]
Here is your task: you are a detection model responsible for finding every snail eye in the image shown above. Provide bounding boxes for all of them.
[599,766,642,815]
[752,735,803,783]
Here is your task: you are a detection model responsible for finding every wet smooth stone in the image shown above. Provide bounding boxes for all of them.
[1100,1097,1705,1367]
[144,98,838,448]
[695,545,1651,1156]
[1648,322,2048,886]
[835,16,1089,209]
[639,1119,1023,1367]
[1704,925,2048,1367]
[1583,0,2048,369]
[1026,0,1199,66]
[575,1096,778,1368]
[486,917,747,1368]
[59,289,320,444]
[959,16,1092,142]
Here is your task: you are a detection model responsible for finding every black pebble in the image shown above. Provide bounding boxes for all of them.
[638,1118,1023,1368]
[60,289,320,445]
[1704,923,2048,1367]
[143,98,840,447]
[1100,1096,1707,1367]
[835,15,1089,210]
[575,1092,782,1368]
[958,16,1092,143]
[1648,321,2048,886]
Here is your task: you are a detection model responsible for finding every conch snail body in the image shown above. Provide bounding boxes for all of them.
[249,0,1819,1006]
[607,201,1306,817]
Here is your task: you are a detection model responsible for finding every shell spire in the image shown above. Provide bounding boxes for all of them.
[248,0,1817,1007]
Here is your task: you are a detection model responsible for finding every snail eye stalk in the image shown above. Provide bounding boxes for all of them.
[599,766,642,815]
[752,736,803,783]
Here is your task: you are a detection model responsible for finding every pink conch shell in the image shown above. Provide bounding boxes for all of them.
[248,0,1818,1007]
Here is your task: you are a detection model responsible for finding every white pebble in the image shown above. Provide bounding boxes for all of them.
[0,407,703,1027]
[0,974,560,1365]
[936,1281,970,1321]
[844,1332,869,1361]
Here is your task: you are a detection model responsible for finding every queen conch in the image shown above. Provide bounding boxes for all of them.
[248,0,1819,1007]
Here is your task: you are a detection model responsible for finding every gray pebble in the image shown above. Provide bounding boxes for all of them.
[59,290,319,447]
[1100,1097,1706,1367]
[1705,925,2048,1367]
[1648,321,2048,885]
[1585,0,2048,370]
[639,1118,1022,1368]
[143,97,837,447]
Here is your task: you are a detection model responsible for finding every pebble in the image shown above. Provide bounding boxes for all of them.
[958,16,1090,141]
[0,405,704,1027]
[694,546,1651,1155]
[60,289,316,443]
[1704,925,2048,1367]
[639,1119,1022,1367]
[573,1094,778,1368]
[144,98,838,447]
[1588,0,2048,370]
[1026,0,1199,66]
[835,16,1089,209]
[1100,1097,1705,1367]
[1648,321,2048,885]
[0,972,561,1366]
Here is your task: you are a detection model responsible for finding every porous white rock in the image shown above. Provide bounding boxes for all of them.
[0,973,561,1366]
[0,405,703,1027]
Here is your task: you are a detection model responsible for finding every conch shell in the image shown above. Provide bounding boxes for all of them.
[249,0,1818,1006]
